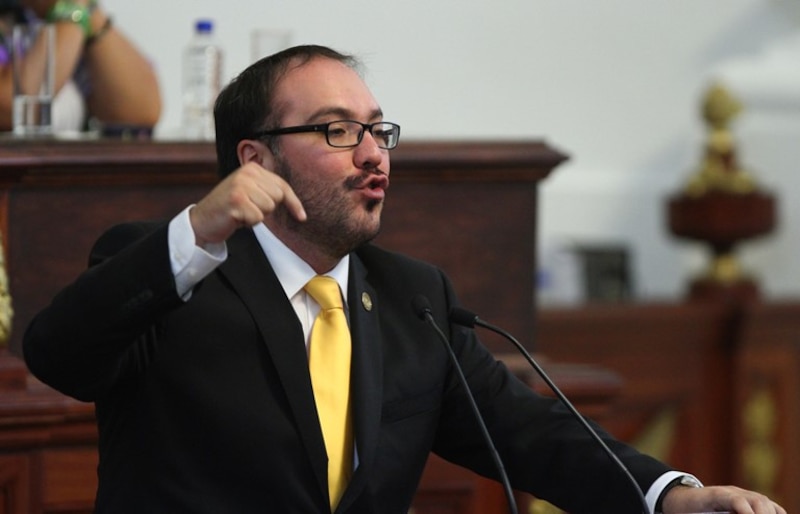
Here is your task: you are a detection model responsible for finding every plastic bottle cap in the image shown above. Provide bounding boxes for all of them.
[195,20,213,33]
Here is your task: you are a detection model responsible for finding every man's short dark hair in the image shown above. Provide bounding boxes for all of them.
[213,45,360,178]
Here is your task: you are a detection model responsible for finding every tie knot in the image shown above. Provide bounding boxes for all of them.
[304,276,343,311]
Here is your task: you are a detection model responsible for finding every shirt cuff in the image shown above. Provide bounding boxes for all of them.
[645,471,703,514]
[168,205,227,299]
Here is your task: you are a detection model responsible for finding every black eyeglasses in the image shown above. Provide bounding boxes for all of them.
[253,120,401,150]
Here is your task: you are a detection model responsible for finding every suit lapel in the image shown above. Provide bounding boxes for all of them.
[216,229,329,499]
[337,253,384,512]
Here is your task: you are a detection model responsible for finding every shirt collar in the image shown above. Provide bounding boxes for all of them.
[252,223,350,305]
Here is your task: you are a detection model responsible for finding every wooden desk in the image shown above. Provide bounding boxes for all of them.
[0,139,581,514]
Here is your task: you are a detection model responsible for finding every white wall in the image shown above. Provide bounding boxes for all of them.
[103,0,800,301]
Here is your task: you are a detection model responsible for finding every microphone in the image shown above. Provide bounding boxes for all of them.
[449,307,650,514]
[411,295,518,514]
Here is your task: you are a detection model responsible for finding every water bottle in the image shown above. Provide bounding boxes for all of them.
[182,19,222,140]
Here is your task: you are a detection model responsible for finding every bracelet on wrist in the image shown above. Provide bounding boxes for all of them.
[86,16,112,46]
[46,0,92,38]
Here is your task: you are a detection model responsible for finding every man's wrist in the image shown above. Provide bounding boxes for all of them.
[655,475,703,513]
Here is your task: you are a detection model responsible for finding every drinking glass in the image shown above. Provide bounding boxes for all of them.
[11,23,55,137]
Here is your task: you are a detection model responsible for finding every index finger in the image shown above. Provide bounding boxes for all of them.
[277,180,306,222]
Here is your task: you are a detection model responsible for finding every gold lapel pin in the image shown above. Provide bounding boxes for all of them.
[361,292,373,311]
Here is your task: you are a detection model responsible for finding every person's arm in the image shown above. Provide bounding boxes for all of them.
[24,159,304,401]
[22,206,226,402]
[169,205,227,299]
[0,0,161,130]
[0,3,85,130]
[82,4,162,126]
[22,221,182,401]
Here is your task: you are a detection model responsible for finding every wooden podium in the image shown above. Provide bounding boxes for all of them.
[0,138,617,514]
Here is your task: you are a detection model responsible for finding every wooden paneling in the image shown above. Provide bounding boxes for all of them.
[536,300,800,513]
[734,302,800,512]
[537,302,737,485]
[37,448,97,514]
[0,454,29,514]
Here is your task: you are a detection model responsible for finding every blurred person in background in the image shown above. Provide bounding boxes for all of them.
[0,0,161,132]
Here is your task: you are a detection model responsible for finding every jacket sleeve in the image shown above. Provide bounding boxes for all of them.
[426,269,671,513]
[22,221,184,402]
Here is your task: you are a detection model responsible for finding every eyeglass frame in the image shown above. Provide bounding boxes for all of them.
[252,120,401,150]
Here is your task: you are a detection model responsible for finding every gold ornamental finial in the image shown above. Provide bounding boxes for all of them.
[684,82,757,196]
[702,82,741,130]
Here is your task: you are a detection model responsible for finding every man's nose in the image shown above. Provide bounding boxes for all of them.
[353,131,385,171]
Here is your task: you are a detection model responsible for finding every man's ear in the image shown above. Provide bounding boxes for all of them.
[237,139,276,170]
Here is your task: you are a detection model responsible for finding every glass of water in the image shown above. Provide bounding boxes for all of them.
[11,23,55,137]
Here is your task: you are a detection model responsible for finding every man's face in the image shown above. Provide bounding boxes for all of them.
[269,57,391,259]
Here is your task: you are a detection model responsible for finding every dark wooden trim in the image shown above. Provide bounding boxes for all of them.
[0,139,567,187]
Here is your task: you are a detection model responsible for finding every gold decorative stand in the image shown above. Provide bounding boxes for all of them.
[667,83,776,301]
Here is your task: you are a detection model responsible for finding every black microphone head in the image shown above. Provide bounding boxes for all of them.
[449,306,478,328]
[411,294,433,320]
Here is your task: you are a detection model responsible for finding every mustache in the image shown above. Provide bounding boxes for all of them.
[345,168,389,190]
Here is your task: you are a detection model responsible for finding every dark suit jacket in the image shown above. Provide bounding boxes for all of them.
[23,222,671,513]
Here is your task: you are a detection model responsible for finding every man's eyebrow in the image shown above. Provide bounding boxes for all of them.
[306,107,384,123]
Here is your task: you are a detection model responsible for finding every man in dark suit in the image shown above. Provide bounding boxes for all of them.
[23,45,784,514]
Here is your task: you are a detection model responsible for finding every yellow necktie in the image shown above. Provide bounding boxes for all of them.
[305,276,353,511]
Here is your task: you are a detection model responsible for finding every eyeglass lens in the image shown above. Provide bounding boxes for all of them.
[327,121,399,149]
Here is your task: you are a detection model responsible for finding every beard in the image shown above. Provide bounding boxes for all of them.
[272,154,384,260]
